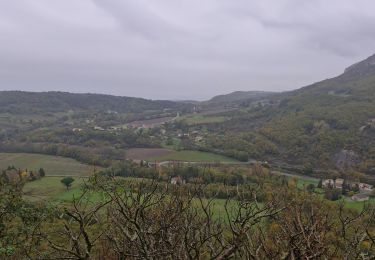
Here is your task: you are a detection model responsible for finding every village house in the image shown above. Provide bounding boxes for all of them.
[359,183,373,192]
[93,126,105,131]
[322,179,335,188]
[351,194,370,202]
[334,178,344,189]
[109,126,121,131]
[322,178,357,190]
[170,176,185,185]
[106,110,118,114]
[72,128,83,132]
[178,133,189,138]
[322,178,373,200]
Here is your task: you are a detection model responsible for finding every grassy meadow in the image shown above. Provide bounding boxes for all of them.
[0,153,98,176]
[21,174,372,216]
[23,176,233,220]
[23,176,86,202]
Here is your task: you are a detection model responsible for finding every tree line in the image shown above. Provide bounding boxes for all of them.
[2,167,375,258]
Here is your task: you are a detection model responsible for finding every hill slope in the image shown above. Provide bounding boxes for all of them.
[204,54,375,174]
[207,91,275,104]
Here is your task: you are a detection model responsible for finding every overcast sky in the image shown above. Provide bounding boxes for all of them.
[1,0,375,100]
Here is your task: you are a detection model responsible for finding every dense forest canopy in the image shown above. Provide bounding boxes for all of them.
[2,164,375,259]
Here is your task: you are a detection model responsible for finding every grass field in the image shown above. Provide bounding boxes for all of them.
[149,150,238,162]
[23,175,369,219]
[23,177,233,220]
[342,198,375,211]
[296,178,319,189]
[344,200,366,211]
[23,177,86,202]
[0,153,97,176]
[179,115,227,125]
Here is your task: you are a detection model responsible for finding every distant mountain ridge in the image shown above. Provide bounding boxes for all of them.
[207,91,275,104]
[0,91,191,114]
[343,53,375,79]
[203,53,375,174]
[3,53,375,175]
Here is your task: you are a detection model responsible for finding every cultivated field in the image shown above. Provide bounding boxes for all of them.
[149,150,238,162]
[0,153,97,176]
[178,115,227,125]
[125,148,173,160]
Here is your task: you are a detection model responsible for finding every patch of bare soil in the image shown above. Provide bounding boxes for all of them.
[125,148,173,160]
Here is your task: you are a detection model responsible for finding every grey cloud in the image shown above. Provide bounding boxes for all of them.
[0,0,374,100]
[228,0,375,57]
[91,0,182,40]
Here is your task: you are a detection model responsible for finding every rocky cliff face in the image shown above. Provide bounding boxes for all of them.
[334,149,360,170]
[342,54,375,79]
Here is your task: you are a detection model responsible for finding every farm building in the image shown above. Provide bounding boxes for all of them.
[334,178,344,189]
[322,179,335,188]
[351,194,370,202]
[322,178,356,190]
[170,176,185,185]
[93,126,105,131]
[359,183,373,192]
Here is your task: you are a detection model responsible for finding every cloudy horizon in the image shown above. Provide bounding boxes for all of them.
[1,0,375,100]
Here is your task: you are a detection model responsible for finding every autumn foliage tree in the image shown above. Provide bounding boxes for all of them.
[2,173,375,259]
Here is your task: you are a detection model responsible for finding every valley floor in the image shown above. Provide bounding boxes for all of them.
[1,152,373,211]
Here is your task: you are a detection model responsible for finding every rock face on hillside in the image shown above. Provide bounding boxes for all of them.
[343,54,375,79]
[334,150,360,170]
